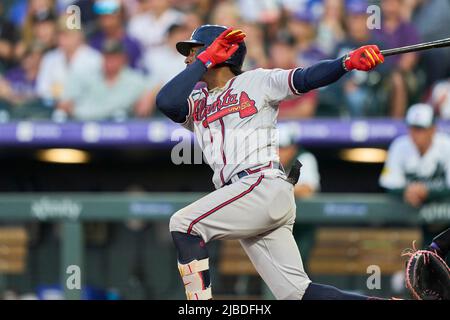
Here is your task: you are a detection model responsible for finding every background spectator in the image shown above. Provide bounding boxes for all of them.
[0,0,447,123]
[138,23,190,118]
[281,0,311,14]
[372,0,422,118]
[0,42,44,119]
[379,103,450,207]
[58,40,149,121]
[16,0,57,59]
[236,0,282,24]
[183,10,205,32]
[0,3,18,73]
[209,0,241,28]
[278,125,321,198]
[36,19,103,108]
[127,0,185,52]
[90,0,142,69]
[410,0,450,86]
[327,0,382,117]
[270,35,318,119]
[6,0,28,28]
[239,22,269,70]
[287,9,327,67]
[316,0,345,57]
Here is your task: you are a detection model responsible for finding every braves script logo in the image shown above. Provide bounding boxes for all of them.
[194,89,258,127]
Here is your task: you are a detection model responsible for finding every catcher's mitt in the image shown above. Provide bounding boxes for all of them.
[402,242,450,300]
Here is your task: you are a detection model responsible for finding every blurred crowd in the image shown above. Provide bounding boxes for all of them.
[0,0,450,122]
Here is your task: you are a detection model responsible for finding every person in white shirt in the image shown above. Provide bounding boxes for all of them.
[278,125,321,198]
[127,0,184,51]
[58,40,148,121]
[379,103,450,208]
[137,23,190,118]
[36,23,102,106]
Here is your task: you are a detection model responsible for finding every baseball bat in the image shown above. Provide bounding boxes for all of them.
[380,37,450,57]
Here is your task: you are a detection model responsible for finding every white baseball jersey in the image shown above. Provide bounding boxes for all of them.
[171,67,312,300]
[379,132,450,190]
[296,151,321,191]
[182,68,301,189]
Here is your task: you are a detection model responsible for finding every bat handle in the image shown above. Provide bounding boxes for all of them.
[380,49,396,57]
[380,37,450,57]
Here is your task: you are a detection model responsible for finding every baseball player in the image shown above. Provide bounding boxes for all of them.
[156,25,384,300]
[379,103,450,208]
[278,126,321,198]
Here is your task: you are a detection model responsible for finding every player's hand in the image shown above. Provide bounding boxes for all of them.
[197,28,246,68]
[344,45,384,72]
[404,183,428,207]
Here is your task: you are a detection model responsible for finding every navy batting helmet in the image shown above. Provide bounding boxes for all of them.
[176,24,247,72]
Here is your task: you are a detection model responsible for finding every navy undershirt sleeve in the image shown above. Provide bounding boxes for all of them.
[293,57,348,94]
[157,57,348,122]
[156,60,207,123]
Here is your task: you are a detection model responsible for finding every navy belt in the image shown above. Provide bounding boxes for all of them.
[224,162,284,186]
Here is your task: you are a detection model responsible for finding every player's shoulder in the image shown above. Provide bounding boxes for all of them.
[434,132,450,154]
[389,134,414,152]
[245,67,291,76]
[236,68,293,86]
[79,44,102,57]
[434,132,450,145]
[297,150,318,164]
[233,68,266,81]
[41,48,64,62]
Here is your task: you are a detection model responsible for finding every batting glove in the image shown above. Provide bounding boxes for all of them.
[197,28,246,69]
[343,45,384,72]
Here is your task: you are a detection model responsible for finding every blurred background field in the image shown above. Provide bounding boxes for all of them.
[0,0,449,300]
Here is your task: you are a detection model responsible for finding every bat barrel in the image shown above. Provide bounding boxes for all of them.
[381,38,450,57]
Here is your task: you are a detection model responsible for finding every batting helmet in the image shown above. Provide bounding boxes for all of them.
[176,24,247,73]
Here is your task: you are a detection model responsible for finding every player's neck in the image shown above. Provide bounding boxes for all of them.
[204,67,235,91]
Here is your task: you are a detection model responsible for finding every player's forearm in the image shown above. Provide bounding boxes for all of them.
[292,57,348,93]
[293,45,385,93]
[156,60,207,123]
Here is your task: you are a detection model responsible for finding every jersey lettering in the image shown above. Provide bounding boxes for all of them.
[194,89,258,127]
[186,68,297,189]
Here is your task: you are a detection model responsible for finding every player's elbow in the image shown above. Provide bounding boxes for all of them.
[292,68,311,94]
[156,90,174,117]
[156,90,188,123]
[155,89,170,113]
